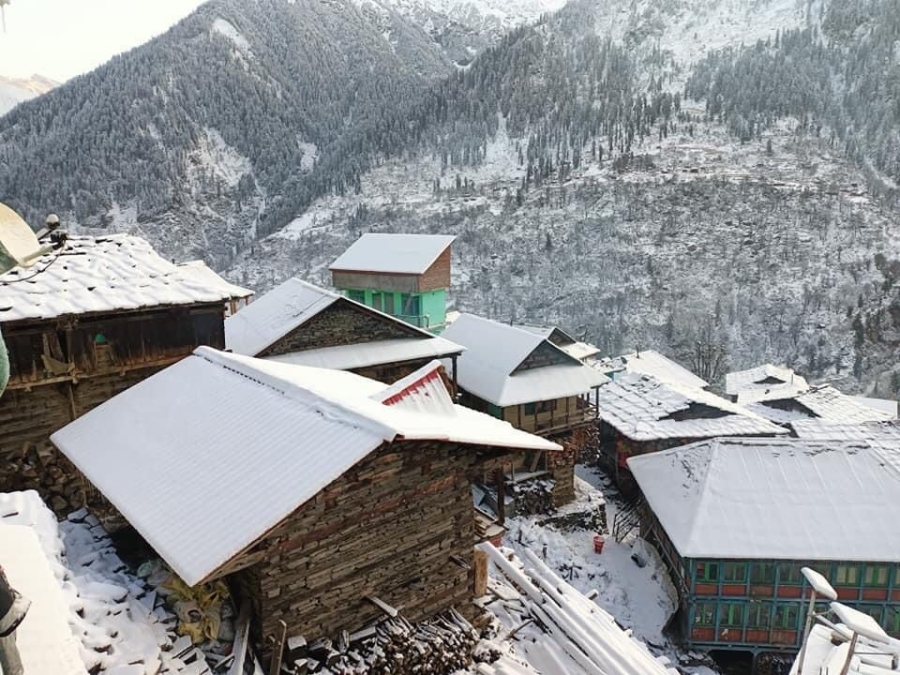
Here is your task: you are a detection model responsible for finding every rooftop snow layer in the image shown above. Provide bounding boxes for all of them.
[595,372,786,441]
[329,233,455,275]
[629,438,900,561]
[592,349,709,389]
[0,234,250,323]
[726,363,808,397]
[175,260,254,302]
[52,349,558,586]
[225,277,463,362]
[794,385,896,424]
[791,419,900,443]
[441,314,609,406]
[0,524,87,675]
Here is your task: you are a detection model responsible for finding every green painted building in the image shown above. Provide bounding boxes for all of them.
[629,437,900,658]
[330,233,455,333]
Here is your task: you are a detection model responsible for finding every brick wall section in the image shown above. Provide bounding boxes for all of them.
[418,248,452,292]
[234,440,476,649]
[259,301,422,357]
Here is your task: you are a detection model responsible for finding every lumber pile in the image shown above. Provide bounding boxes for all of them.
[304,609,479,675]
[477,544,679,675]
[509,478,555,516]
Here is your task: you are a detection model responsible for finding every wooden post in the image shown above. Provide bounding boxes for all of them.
[795,589,818,675]
[838,632,859,675]
[268,620,288,675]
[473,548,489,596]
[494,468,506,526]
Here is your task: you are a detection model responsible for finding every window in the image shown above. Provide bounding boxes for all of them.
[863,606,883,623]
[773,604,800,629]
[524,401,558,416]
[864,566,890,587]
[778,563,802,585]
[747,602,773,628]
[383,293,396,315]
[720,603,744,627]
[372,292,384,312]
[487,404,503,419]
[347,290,365,303]
[697,562,720,583]
[524,402,536,415]
[723,563,747,583]
[835,565,860,586]
[750,563,776,584]
[885,606,900,634]
[401,294,421,316]
[693,603,717,627]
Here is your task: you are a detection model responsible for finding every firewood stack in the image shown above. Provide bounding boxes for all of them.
[292,609,480,675]
[509,478,555,516]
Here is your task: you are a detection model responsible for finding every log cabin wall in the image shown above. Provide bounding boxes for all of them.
[0,304,226,513]
[258,301,421,358]
[232,440,479,650]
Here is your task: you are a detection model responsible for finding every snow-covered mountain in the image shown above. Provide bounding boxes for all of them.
[0,74,56,117]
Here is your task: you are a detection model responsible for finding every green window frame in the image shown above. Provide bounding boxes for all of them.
[747,602,773,628]
[372,292,384,312]
[693,603,717,627]
[720,603,744,627]
[835,565,860,586]
[773,603,800,629]
[886,606,900,634]
[863,606,884,623]
[778,563,802,585]
[723,562,748,583]
[347,289,365,303]
[864,565,890,587]
[696,562,720,583]
[750,563,776,584]
[401,293,421,316]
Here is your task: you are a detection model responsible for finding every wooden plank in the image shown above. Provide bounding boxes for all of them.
[474,548,489,597]
[365,595,399,618]
[227,602,251,675]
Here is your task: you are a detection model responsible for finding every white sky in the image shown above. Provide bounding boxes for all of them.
[0,0,208,82]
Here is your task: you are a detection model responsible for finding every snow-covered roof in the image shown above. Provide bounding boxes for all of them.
[225,277,463,364]
[629,438,900,561]
[726,363,808,397]
[791,419,900,443]
[175,260,254,302]
[514,323,602,361]
[591,350,709,390]
[848,395,899,419]
[794,385,896,424]
[52,349,558,586]
[329,233,455,275]
[0,234,246,323]
[441,314,609,407]
[595,372,787,442]
[792,621,900,675]
[0,524,86,675]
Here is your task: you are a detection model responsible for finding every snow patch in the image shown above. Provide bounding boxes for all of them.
[211,17,254,60]
[297,140,318,172]
[191,127,253,189]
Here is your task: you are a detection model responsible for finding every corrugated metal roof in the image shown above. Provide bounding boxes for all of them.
[629,437,900,561]
[441,314,609,406]
[726,363,808,397]
[329,233,456,275]
[52,349,558,586]
[591,350,709,390]
[595,372,786,441]
[791,419,900,443]
[0,234,245,322]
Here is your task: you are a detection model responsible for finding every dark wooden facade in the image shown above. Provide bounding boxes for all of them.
[0,304,226,513]
[217,440,501,655]
[258,299,460,388]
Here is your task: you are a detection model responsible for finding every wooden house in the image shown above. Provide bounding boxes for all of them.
[51,348,559,662]
[593,372,786,490]
[329,233,455,332]
[441,314,609,505]
[629,438,900,662]
[225,277,463,387]
[0,233,251,513]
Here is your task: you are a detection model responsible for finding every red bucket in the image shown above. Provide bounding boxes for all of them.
[593,535,605,554]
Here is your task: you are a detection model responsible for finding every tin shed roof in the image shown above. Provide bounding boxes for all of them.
[329,233,455,275]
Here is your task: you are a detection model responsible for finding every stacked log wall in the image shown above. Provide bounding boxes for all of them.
[238,441,477,649]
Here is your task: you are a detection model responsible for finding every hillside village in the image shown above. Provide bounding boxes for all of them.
[1,203,899,675]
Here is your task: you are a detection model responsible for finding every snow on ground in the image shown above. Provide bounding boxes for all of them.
[0,491,209,675]
[193,127,254,189]
[211,18,254,61]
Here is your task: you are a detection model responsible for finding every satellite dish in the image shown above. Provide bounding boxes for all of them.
[0,202,50,274]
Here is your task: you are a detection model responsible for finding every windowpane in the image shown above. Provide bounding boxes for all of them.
[864,566,889,587]
[724,563,747,583]
[886,606,900,634]
[697,562,720,582]
[748,602,772,628]
[864,606,883,623]
[779,563,802,585]
[372,293,384,312]
[773,604,799,629]
[524,402,536,415]
[721,603,744,627]
[348,290,365,303]
[694,603,716,626]
[751,563,776,584]
[836,565,860,586]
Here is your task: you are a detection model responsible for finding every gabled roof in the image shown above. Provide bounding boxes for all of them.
[0,234,249,323]
[726,363,808,397]
[794,385,895,424]
[592,350,709,390]
[514,323,601,361]
[441,314,609,406]
[595,372,786,442]
[329,233,456,275]
[629,438,900,561]
[175,260,254,302]
[51,349,558,586]
[225,277,463,361]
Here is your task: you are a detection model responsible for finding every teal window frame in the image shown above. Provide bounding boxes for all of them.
[863,606,884,623]
[720,603,744,627]
[886,606,900,634]
[778,563,802,585]
[401,293,421,316]
[773,603,799,629]
[723,562,748,583]
[696,562,720,583]
[747,602,773,628]
[693,603,717,627]
[347,289,365,303]
[835,565,860,586]
[864,565,890,587]
[750,563,776,584]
